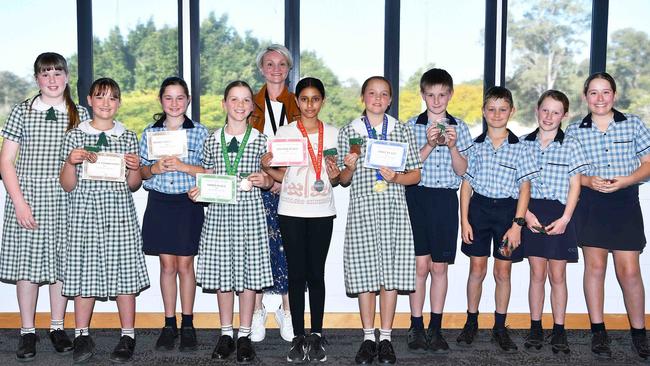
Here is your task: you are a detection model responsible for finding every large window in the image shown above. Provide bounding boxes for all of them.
[300,0,384,127]
[506,0,592,131]
[607,0,650,125]
[92,0,179,136]
[399,0,485,127]
[0,1,78,127]
[199,0,284,131]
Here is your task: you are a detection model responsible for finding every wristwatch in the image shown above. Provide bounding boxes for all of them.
[513,217,526,227]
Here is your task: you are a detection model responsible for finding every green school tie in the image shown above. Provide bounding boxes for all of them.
[45,107,57,121]
[96,132,109,147]
[227,137,239,153]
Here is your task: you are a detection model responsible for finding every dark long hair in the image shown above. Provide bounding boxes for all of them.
[153,76,190,124]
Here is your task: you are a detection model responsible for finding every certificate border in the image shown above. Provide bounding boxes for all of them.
[196,173,237,204]
[147,129,189,160]
[267,137,309,167]
[363,139,408,171]
[81,152,126,182]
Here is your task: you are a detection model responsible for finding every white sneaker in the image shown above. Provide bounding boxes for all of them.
[250,306,267,342]
[275,306,294,342]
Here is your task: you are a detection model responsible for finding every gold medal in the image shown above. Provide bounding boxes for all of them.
[373,180,388,193]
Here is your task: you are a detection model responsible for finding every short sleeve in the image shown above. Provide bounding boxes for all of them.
[126,131,139,154]
[516,145,540,182]
[1,103,25,143]
[78,106,91,122]
[568,138,590,176]
[202,132,216,170]
[456,121,474,156]
[139,127,153,165]
[403,123,422,171]
[633,116,650,158]
[337,125,351,170]
[60,130,78,162]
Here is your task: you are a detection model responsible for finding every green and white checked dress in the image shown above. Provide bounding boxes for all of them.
[59,121,149,298]
[0,98,89,284]
[337,116,422,295]
[196,128,273,292]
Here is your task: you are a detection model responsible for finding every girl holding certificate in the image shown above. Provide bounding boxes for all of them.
[337,76,421,365]
[0,52,88,361]
[59,78,149,364]
[261,77,340,363]
[188,80,274,363]
[139,77,209,351]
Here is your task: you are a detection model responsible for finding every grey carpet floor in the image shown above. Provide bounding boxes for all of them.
[0,328,648,365]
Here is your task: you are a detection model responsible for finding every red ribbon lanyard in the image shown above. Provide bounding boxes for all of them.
[297,120,323,181]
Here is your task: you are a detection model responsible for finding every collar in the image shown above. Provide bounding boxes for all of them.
[351,114,398,137]
[524,127,565,144]
[579,108,627,128]
[152,116,195,129]
[218,126,260,143]
[415,111,458,125]
[31,96,67,112]
[474,129,519,144]
[254,84,292,111]
[77,120,126,138]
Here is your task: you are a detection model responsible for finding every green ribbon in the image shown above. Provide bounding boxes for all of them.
[45,107,57,121]
[96,132,109,147]
[220,124,252,176]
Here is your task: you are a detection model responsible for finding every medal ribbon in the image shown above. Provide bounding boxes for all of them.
[362,114,388,181]
[297,120,324,183]
[264,89,286,135]
[220,124,252,176]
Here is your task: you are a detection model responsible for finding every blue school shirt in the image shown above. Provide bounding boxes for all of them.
[407,111,473,189]
[139,117,209,194]
[520,128,590,204]
[463,129,539,199]
[564,109,650,179]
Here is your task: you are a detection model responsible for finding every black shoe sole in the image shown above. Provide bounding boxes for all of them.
[456,340,474,347]
[631,343,650,362]
[355,358,375,365]
[236,357,255,364]
[406,344,428,354]
[491,338,518,354]
[524,341,543,351]
[429,347,450,354]
[591,350,612,359]
[179,345,198,352]
[73,352,95,364]
[15,354,36,363]
[109,355,134,364]
[551,345,570,354]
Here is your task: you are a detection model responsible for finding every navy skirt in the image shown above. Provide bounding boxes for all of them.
[522,199,579,262]
[142,190,205,256]
[575,186,646,251]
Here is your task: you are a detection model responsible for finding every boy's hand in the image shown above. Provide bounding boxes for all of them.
[546,216,570,235]
[426,124,439,147]
[461,221,474,244]
[446,126,458,148]
[187,186,200,202]
[601,175,630,193]
[525,210,544,233]
[586,176,609,192]
[503,225,522,250]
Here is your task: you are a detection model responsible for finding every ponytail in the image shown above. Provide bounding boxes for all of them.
[64,85,80,131]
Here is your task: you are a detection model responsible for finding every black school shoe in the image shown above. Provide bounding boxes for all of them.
[109,335,136,363]
[492,327,518,353]
[49,329,74,353]
[306,333,328,362]
[287,335,307,363]
[16,333,38,362]
[377,339,397,364]
[155,326,178,350]
[523,326,544,351]
[180,326,198,351]
[456,321,478,346]
[73,335,95,364]
[631,333,650,360]
[427,328,450,354]
[591,330,612,359]
[549,329,570,354]
[407,326,427,352]
[354,340,377,365]
[211,335,235,360]
[236,336,256,363]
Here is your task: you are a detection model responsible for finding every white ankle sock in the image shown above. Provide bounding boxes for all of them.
[75,327,89,338]
[379,328,392,342]
[221,324,234,337]
[238,325,251,339]
[20,327,36,335]
[363,328,375,341]
[121,328,135,339]
[50,319,64,332]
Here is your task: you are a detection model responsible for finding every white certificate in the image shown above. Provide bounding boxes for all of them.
[196,173,237,204]
[363,139,409,171]
[147,130,189,159]
[82,152,126,182]
[267,137,308,166]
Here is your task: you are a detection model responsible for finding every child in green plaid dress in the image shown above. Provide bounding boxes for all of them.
[338,76,422,365]
[59,78,149,364]
[188,81,274,363]
[0,52,88,361]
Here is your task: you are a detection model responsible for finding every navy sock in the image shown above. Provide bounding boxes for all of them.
[531,319,542,330]
[493,312,506,330]
[553,323,565,333]
[591,322,606,333]
[429,313,442,331]
[631,327,646,337]
[467,311,479,324]
[181,314,194,328]
[165,316,177,329]
[410,316,424,330]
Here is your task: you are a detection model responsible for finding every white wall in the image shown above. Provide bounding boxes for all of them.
[0,184,648,314]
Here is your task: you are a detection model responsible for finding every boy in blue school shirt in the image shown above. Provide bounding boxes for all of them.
[405,68,472,353]
[458,86,539,353]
